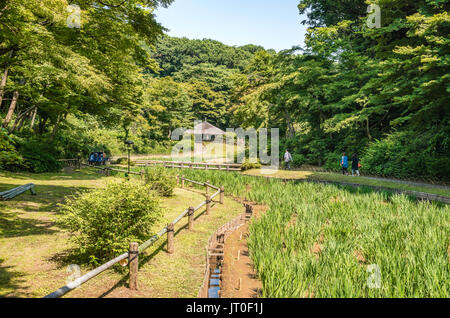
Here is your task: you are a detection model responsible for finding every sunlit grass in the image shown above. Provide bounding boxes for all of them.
[242,169,450,197]
[0,169,243,298]
[181,169,450,298]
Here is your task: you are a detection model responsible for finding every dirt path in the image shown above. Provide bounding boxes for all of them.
[221,203,266,298]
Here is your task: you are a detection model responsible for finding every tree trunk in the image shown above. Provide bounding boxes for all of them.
[0,67,8,108]
[30,107,37,129]
[51,114,62,140]
[2,90,19,128]
[15,114,27,132]
[0,50,15,109]
[284,109,294,139]
[366,117,372,141]
[8,105,35,134]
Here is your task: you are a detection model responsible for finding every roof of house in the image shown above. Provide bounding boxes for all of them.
[185,121,225,135]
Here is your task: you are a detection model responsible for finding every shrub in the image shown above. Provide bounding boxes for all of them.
[58,180,163,265]
[291,154,306,167]
[361,130,450,181]
[116,157,135,166]
[323,151,343,172]
[0,129,27,171]
[241,159,262,171]
[144,166,176,197]
[18,139,62,173]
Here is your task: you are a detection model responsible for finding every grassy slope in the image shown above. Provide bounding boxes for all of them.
[242,169,450,197]
[0,169,242,298]
[180,169,450,298]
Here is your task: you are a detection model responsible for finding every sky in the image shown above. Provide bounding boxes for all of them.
[154,0,308,52]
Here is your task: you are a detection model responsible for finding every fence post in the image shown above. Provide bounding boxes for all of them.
[176,175,179,186]
[129,242,139,290]
[205,180,210,194]
[188,207,195,230]
[181,176,185,188]
[220,187,225,204]
[206,195,211,215]
[140,170,145,180]
[167,223,174,254]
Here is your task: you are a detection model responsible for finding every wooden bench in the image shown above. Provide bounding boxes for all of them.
[0,183,36,201]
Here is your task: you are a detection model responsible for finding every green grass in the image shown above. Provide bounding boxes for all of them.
[0,169,243,298]
[242,169,450,197]
[181,169,450,298]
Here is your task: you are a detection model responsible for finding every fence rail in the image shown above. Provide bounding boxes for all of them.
[44,176,225,298]
[136,160,242,171]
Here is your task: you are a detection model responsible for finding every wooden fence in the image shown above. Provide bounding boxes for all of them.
[43,176,225,298]
[135,160,242,171]
[197,204,254,298]
[57,159,81,169]
[80,163,145,177]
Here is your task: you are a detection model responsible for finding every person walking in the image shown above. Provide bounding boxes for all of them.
[341,152,349,175]
[284,150,293,170]
[351,153,360,176]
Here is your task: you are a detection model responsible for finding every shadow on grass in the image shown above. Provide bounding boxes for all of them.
[0,212,58,238]
[0,169,105,182]
[0,259,28,298]
[0,183,96,213]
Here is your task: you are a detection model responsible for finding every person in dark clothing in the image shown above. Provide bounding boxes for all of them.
[351,153,360,176]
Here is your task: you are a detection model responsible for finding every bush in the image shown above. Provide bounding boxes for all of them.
[116,157,135,166]
[18,139,62,173]
[144,166,176,197]
[361,130,450,181]
[323,151,343,172]
[58,180,163,265]
[0,129,27,171]
[241,159,262,171]
[291,154,306,167]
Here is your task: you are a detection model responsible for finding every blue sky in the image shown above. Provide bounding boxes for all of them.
[154,0,308,52]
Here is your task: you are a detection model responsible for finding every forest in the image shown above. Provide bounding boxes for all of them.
[0,0,449,181]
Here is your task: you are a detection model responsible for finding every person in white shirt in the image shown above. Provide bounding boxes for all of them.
[284,150,293,170]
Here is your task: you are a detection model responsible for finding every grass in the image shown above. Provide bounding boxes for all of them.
[0,168,243,298]
[180,169,450,298]
[242,169,450,197]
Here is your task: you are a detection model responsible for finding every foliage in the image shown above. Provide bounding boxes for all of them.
[15,138,62,173]
[0,128,26,171]
[229,0,449,181]
[144,166,176,197]
[144,77,193,140]
[0,0,173,163]
[291,154,306,168]
[362,130,450,181]
[241,159,262,171]
[58,180,163,265]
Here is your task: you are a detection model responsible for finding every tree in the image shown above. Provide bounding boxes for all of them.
[144,77,193,140]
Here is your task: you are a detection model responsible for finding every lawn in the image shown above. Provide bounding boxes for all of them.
[242,169,450,198]
[0,169,243,298]
[181,169,450,298]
